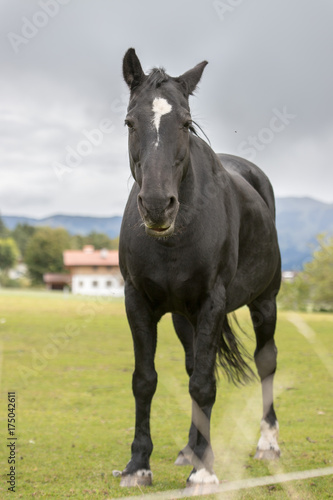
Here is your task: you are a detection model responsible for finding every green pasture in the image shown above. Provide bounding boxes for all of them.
[0,290,332,499]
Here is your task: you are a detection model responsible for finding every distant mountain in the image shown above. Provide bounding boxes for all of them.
[2,197,333,270]
[275,197,333,270]
[2,214,122,240]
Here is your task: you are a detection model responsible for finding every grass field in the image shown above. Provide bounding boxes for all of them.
[0,290,332,499]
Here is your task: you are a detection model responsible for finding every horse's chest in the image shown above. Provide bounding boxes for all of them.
[130,250,208,309]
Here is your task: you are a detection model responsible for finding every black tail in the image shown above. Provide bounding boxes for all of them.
[216,314,256,385]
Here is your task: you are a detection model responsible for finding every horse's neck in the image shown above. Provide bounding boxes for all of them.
[189,135,228,184]
[178,135,229,209]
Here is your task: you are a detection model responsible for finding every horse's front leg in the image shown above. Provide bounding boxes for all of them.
[119,282,158,487]
[186,284,226,486]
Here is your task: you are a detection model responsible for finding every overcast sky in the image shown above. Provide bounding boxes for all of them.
[1,0,332,218]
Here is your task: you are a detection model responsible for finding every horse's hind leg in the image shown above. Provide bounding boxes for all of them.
[172,314,197,466]
[249,288,281,460]
[173,314,194,378]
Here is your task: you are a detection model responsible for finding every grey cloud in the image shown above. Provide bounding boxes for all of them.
[0,0,332,217]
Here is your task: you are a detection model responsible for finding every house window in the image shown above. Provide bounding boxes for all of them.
[79,281,84,288]
[106,280,112,287]
[92,281,98,287]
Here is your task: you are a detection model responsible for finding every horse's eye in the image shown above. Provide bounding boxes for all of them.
[125,119,135,131]
[183,120,192,130]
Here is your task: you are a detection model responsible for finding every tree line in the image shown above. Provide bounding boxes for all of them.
[278,235,333,312]
[0,216,119,286]
[0,216,332,311]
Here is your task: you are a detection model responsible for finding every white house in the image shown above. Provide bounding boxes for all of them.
[63,245,123,296]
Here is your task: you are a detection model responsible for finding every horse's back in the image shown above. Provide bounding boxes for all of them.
[217,153,276,219]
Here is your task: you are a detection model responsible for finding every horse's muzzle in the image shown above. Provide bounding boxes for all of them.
[137,194,179,238]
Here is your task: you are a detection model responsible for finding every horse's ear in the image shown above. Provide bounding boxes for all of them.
[123,48,146,91]
[177,61,208,96]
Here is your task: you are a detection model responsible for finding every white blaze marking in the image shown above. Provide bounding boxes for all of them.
[152,97,172,146]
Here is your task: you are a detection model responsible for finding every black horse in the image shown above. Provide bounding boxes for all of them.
[117,48,281,487]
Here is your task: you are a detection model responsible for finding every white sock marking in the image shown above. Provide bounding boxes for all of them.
[152,97,172,146]
[188,468,219,484]
[136,469,153,477]
[257,419,280,452]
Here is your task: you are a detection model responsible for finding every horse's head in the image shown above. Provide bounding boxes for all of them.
[123,48,208,238]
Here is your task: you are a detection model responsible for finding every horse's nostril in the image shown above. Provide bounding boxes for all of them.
[168,196,177,210]
[137,195,148,216]
[138,195,144,209]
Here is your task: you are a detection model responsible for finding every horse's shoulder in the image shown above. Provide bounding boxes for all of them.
[216,153,276,218]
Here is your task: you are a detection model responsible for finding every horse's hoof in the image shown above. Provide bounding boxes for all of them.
[187,468,219,485]
[254,448,280,460]
[255,420,280,460]
[119,469,153,487]
[175,450,192,466]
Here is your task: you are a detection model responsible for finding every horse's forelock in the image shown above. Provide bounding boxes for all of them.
[146,68,169,88]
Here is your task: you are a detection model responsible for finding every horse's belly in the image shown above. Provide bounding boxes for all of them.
[226,244,280,312]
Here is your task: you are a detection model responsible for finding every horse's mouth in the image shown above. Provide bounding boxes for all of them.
[145,223,174,238]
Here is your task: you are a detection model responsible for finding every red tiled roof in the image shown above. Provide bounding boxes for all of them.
[63,246,119,267]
